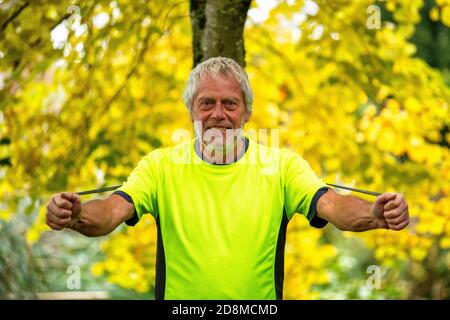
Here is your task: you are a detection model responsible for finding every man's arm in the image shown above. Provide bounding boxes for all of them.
[316,189,409,232]
[46,192,135,237]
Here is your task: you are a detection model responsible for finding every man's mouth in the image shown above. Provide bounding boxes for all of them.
[200,124,244,150]
[206,126,233,133]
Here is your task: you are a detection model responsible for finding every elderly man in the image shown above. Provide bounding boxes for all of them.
[46,57,409,300]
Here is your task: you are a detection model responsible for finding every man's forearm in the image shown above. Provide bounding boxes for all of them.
[68,199,115,237]
[318,193,382,232]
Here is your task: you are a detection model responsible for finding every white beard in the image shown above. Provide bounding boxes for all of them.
[193,120,245,154]
[204,128,242,153]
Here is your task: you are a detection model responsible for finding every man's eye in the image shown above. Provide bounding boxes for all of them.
[224,101,238,108]
[200,101,214,107]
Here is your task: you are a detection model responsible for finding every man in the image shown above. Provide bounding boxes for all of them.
[46,57,409,300]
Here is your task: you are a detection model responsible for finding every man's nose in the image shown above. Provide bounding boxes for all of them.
[211,103,225,119]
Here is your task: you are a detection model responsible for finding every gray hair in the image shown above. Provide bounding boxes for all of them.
[182,57,254,114]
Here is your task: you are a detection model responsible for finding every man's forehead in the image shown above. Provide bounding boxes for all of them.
[196,74,242,96]
[198,73,239,86]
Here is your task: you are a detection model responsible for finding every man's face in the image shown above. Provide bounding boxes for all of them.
[191,74,251,150]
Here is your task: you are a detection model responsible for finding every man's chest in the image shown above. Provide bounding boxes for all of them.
[156,166,285,246]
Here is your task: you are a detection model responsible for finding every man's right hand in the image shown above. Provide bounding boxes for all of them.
[46,192,82,230]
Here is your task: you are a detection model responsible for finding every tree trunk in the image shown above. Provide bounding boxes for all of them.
[189,0,252,67]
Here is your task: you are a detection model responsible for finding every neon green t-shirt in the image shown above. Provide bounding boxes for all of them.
[115,138,328,300]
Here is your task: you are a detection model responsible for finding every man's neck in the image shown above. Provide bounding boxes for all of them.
[198,137,246,165]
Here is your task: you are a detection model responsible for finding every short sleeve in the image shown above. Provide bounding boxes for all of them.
[115,150,162,225]
[283,150,327,222]
[307,187,330,228]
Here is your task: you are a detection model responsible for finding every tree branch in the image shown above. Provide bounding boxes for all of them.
[101,23,154,112]
[1,1,29,33]
[49,13,71,31]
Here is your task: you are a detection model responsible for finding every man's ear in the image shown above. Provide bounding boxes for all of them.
[244,110,251,123]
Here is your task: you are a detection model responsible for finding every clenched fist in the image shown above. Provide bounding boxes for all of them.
[46,192,81,230]
[371,193,409,230]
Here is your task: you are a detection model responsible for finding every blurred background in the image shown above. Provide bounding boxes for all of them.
[0,0,449,299]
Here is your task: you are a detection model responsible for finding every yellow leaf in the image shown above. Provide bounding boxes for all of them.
[441,6,450,27]
[429,7,440,21]
[411,247,428,261]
